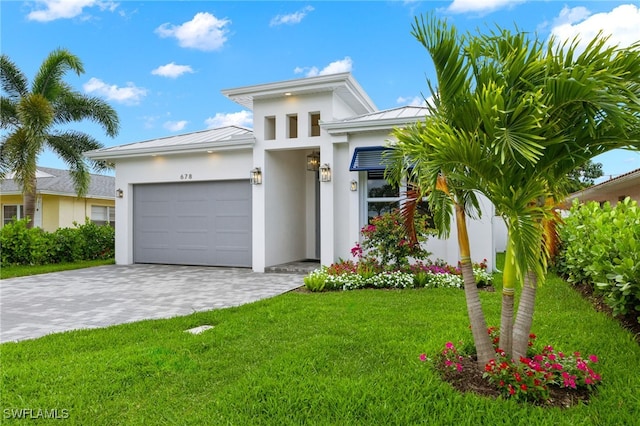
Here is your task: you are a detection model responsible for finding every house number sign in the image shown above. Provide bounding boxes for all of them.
[180,174,192,180]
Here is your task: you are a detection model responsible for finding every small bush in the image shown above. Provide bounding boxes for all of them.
[0,218,114,267]
[354,209,434,270]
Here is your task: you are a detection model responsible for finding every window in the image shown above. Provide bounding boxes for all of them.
[265,116,276,140]
[366,170,400,221]
[2,204,23,226]
[287,114,298,139]
[309,112,321,137]
[364,171,433,225]
[91,205,115,227]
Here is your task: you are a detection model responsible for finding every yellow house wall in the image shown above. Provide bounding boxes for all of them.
[41,195,60,232]
[1,194,114,231]
[56,196,115,229]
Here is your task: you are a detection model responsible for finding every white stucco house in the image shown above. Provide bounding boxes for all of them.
[85,73,495,272]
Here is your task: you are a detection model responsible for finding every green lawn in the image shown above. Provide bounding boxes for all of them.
[0,259,114,279]
[1,271,638,425]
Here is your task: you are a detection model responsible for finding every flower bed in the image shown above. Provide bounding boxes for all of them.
[303,259,492,292]
[421,327,602,405]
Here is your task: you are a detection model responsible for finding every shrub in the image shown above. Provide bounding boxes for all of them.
[0,218,115,267]
[0,219,54,265]
[556,198,640,322]
[355,209,434,270]
[51,227,84,263]
[75,220,115,260]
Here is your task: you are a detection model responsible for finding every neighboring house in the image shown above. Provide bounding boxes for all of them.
[0,167,115,231]
[85,73,495,272]
[566,167,640,205]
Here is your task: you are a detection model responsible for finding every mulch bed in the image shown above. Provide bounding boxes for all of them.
[570,282,640,344]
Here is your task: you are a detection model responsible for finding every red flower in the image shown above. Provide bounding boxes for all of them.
[520,384,528,392]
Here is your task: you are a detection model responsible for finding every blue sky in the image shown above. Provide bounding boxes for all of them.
[2,0,639,182]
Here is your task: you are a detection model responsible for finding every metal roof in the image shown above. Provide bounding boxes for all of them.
[1,167,115,199]
[321,106,429,134]
[85,126,254,160]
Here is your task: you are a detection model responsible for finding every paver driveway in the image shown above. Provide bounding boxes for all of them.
[0,264,305,343]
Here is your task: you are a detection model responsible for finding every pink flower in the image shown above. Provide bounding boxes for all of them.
[419,353,427,362]
[445,342,454,350]
[588,355,599,363]
[456,363,463,372]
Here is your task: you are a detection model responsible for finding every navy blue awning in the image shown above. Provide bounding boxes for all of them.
[349,146,392,171]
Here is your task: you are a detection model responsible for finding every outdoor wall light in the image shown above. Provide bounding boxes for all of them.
[350,180,357,191]
[306,151,320,171]
[250,167,262,185]
[319,164,331,182]
[115,188,124,198]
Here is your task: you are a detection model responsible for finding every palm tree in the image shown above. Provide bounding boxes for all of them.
[1,48,119,228]
[389,14,640,364]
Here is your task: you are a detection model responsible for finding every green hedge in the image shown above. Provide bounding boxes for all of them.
[0,219,114,267]
[556,198,640,322]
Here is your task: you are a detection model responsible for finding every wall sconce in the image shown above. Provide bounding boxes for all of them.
[350,180,358,191]
[306,151,320,171]
[115,188,124,198]
[250,167,262,185]
[319,164,331,182]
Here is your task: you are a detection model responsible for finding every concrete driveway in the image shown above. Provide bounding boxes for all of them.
[0,264,305,343]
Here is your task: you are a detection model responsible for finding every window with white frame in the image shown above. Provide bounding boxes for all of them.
[365,170,400,221]
[2,204,23,226]
[91,205,115,227]
[364,171,433,224]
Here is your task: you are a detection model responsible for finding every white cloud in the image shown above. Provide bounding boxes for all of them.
[205,111,253,129]
[294,57,353,78]
[155,12,230,51]
[550,4,640,50]
[446,0,525,15]
[27,0,118,22]
[83,77,147,105]
[163,120,188,132]
[151,62,194,78]
[270,5,314,27]
[397,96,426,107]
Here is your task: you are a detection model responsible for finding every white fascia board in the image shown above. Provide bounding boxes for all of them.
[38,191,115,200]
[221,73,377,113]
[85,138,255,161]
[322,117,427,135]
[567,170,640,200]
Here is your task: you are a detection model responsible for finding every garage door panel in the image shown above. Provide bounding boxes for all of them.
[134,181,251,267]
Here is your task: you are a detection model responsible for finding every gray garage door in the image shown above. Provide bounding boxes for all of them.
[133,181,251,267]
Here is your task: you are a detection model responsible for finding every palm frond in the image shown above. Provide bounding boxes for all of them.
[0,54,28,98]
[32,48,84,99]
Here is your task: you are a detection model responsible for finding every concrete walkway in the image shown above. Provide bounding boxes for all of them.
[0,264,305,343]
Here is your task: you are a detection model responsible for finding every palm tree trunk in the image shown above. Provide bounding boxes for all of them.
[499,238,517,357]
[23,175,37,229]
[512,271,537,361]
[455,204,494,366]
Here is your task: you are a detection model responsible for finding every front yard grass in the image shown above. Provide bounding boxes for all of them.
[1,272,638,425]
[0,259,114,279]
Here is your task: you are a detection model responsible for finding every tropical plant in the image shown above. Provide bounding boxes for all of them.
[0,48,119,228]
[354,209,434,270]
[388,13,640,365]
[557,198,640,322]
